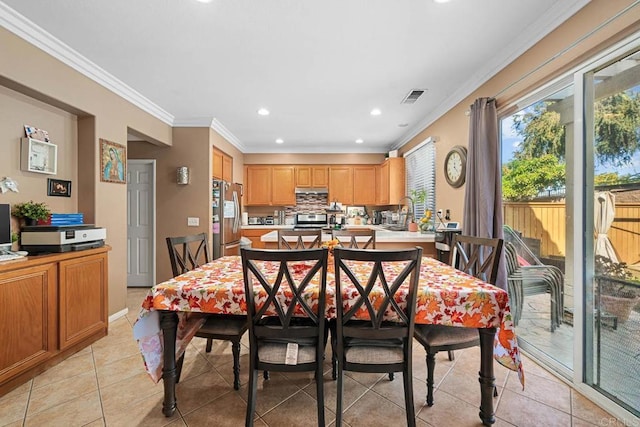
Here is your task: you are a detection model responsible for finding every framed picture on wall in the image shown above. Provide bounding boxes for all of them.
[47,178,72,197]
[100,139,126,184]
[21,138,57,175]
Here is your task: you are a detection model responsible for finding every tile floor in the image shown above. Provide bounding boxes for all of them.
[0,288,626,427]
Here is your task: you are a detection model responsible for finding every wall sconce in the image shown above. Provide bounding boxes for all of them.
[176,166,189,185]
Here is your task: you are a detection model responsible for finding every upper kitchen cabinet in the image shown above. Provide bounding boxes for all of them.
[245,165,272,205]
[244,165,296,206]
[295,166,329,188]
[271,166,296,205]
[212,148,233,182]
[352,165,377,205]
[376,158,405,205]
[329,166,353,205]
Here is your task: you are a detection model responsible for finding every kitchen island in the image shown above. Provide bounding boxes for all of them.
[260,226,436,256]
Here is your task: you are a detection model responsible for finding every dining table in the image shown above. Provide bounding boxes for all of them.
[133,255,524,426]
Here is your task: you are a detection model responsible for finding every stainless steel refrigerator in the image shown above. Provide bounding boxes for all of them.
[212,180,242,259]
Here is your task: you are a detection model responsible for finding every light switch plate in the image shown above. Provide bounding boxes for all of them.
[187,217,199,226]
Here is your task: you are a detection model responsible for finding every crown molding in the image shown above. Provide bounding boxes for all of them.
[172,117,216,127]
[392,0,590,150]
[210,118,245,152]
[0,2,174,125]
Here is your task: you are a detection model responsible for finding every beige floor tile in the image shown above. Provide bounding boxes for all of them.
[173,369,233,415]
[571,390,623,426]
[340,389,413,427]
[572,417,600,427]
[68,345,93,359]
[503,366,571,413]
[216,353,252,390]
[239,372,307,417]
[303,371,368,413]
[27,370,98,416]
[2,421,24,427]
[91,336,141,368]
[495,388,571,427]
[95,352,149,388]
[417,388,488,426]
[32,352,95,389]
[82,419,105,426]
[176,347,215,383]
[261,388,335,427]
[0,388,30,426]
[182,390,251,426]
[370,372,428,414]
[99,372,164,420]
[342,371,386,388]
[24,390,102,427]
[104,391,180,427]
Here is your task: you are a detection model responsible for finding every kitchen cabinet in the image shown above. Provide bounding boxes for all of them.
[245,166,272,205]
[376,158,405,205]
[353,165,377,205]
[241,227,277,249]
[244,165,295,206]
[0,247,109,396]
[295,166,328,188]
[212,148,233,182]
[329,166,354,205]
[271,166,296,205]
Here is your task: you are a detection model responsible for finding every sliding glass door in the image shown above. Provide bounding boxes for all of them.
[584,49,640,418]
[500,35,640,419]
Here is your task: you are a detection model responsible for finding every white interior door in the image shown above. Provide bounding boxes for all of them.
[127,160,155,287]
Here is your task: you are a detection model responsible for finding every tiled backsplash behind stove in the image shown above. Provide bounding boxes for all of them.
[244,193,328,220]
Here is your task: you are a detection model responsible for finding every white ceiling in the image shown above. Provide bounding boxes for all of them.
[1,0,589,153]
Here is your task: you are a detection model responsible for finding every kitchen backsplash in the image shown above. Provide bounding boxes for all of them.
[244,193,328,220]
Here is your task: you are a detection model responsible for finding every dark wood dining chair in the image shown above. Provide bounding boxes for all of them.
[277,229,323,249]
[413,234,503,407]
[241,247,329,427]
[331,228,376,249]
[334,246,422,427]
[166,233,247,390]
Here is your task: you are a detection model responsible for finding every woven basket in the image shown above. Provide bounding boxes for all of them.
[600,293,640,323]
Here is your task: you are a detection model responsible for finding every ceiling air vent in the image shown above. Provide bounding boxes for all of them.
[401,89,426,104]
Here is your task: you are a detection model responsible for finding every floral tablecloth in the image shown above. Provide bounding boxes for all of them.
[133,256,524,387]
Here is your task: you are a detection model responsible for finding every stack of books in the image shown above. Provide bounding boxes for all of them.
[39,213,84,226]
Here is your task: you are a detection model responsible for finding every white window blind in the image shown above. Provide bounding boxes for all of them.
[405,139,436,220]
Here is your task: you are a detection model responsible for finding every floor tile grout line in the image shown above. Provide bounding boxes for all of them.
[20,379,34,427]
[91,344,107,426]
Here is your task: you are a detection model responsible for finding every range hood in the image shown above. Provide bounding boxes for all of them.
[295,187,329,194]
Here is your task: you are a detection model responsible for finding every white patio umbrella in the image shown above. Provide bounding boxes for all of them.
[594,191,619,263]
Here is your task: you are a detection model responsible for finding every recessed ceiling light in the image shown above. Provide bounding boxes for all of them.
[355,139,364,144]
[370,108,381,116]
[398,123,409,127]
[275,138,284,144]
[195,0,214,3]
[257,108,270,116]
[433,0,451,3]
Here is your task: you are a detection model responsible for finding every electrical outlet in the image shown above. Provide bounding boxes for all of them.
[437,209,443,216]
[187,217,199,226]
[445,209,451,221]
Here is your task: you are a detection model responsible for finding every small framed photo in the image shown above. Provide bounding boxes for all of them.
[48,178,72,197]
[100,139,127,184]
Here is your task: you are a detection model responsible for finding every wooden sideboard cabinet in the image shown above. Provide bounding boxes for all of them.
[0,246,109,396]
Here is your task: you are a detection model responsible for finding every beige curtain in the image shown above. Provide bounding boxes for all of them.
[463,97,506,289]
[594,191,619,263]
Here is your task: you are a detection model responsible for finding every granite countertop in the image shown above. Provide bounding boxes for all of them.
[259,227,435,243]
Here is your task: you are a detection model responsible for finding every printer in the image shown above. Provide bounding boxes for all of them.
[20,225,107,254]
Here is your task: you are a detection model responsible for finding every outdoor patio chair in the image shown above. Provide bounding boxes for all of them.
[166,233,248,390]
[505,233,564,332]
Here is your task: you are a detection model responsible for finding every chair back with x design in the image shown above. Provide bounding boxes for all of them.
[277,229,323,249]
[166,233,210,276]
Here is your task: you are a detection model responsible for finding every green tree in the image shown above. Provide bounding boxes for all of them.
[502,155,565,201]
[595,92,640,166]
[513,102,566,161]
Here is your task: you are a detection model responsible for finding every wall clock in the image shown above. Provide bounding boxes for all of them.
[444,145,467,188]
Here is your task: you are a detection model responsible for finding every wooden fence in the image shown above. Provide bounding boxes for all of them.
[503,202,640,266]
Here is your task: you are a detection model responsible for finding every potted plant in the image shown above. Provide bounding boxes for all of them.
[410,188,432,233]
[595,255,640,323]
[11,200,51,226]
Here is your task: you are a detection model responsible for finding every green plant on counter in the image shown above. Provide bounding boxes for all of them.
[11,232,19,243]
[410,188,427,205]
[11,200,51,221]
